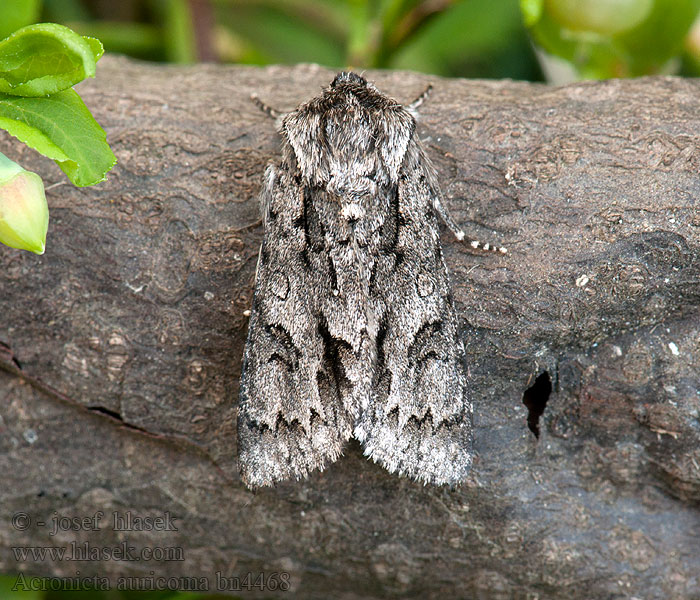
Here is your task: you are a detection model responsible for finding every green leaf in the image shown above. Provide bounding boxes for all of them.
[0,0,41,41]
[0,88,117,186]
[0,23,102,97]
[617,0,700,74]
[84,35,105,62]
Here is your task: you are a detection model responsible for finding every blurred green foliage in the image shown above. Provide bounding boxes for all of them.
[523,0,700,81]
[4,0,700,80]
[212,0,539,78]
[0,574,235,600]
[2,0,541,79]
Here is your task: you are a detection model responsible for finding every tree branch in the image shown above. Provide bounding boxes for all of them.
[1,58,698,598]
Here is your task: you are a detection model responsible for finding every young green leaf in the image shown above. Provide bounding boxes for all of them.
[0,89,117,187]
[0,23,103,97]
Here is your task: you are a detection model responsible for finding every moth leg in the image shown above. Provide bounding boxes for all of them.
[427,160,508,254]
[406,88,507,254]
[436,191,508,253]
[403,87,469,242]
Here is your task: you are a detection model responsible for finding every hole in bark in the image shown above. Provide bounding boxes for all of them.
[522,371,552,439]
[88,406,124,421]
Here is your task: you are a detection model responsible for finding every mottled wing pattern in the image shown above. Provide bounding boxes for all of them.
[237,166,353,488]
[239,72,474,488]
[353,143,473,485]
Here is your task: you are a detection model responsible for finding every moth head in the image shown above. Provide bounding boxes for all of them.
[330,71,368,88]
[282,73,416,188]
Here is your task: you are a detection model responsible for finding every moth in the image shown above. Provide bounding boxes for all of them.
[238,72,504,488]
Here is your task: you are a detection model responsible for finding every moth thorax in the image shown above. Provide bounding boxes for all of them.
[328,173,377,198]
[340,202,365,222]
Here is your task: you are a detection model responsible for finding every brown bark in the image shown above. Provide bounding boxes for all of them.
[1,57,699,598]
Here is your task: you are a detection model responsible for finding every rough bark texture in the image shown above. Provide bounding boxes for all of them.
[1,57,699,599]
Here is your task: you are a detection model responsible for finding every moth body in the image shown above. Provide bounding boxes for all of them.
[239,72,474,488]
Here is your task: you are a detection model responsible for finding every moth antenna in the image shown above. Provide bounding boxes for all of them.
[250,94,281,120]
[407,84,433,113]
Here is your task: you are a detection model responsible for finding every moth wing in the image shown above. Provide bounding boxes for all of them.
[354,146,473,485]
[238,166,353,487]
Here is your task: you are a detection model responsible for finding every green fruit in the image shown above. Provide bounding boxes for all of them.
[0,153,48,254]
[546,0,653,35]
